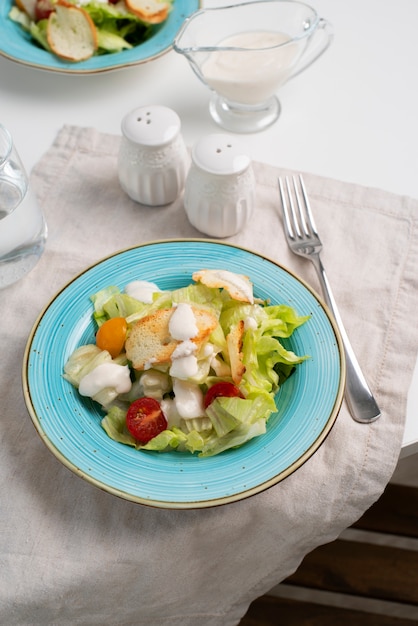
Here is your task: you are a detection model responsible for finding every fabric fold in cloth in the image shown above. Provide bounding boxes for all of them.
[1,125,418,626]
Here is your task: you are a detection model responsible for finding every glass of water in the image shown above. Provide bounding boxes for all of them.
[0,124,47,289]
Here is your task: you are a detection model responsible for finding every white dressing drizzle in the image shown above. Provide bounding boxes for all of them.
[169,303,200,379]
[202,343,215,358]
[144,357,157,370]
[193,269,254,304]
[244,316,258,331]
[169,302,198,340]
[170,340,198,379]
[125,280,161,304]
[79,363,132,397]
[172,379,205,419]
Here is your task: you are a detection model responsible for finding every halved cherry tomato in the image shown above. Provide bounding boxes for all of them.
[126,397,168,444]
[96,317,127,358]
[35,0,55,21]
[204,381,244,409]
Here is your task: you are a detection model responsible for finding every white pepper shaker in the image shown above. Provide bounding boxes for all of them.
[118,105,189,206]
[183,133,255,237]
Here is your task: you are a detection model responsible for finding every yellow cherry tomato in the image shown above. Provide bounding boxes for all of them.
[96,317,127,358]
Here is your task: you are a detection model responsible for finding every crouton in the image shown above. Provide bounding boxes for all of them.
[126,306,218,371]
[47,2,97,62]
[226,321,246,385]
[125,0,170,24]
[192,269,254,304]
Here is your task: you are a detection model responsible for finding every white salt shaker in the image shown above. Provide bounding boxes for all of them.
[118,105,189,206]
[184,133,255,237]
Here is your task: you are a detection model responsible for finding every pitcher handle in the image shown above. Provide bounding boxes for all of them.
[290,18,333,81]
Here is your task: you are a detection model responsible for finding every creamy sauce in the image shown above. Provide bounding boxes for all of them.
[170,341,199,379]
[169,303,198,340]
[194,269,254,304]
[202,343,214,358]
[79,363,132,397]
[244,316,258,331]
[125,280,161,304]
[144,357,157,370]
[201,31,299,105]
[214,269,254,303]
[172,379,205,419]
[169,303,200,379]
[172,339,197,360]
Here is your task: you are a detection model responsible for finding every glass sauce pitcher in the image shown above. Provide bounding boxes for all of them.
[174,0,333,133]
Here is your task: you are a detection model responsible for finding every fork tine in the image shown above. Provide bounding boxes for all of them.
[279,174,321,243]
[291,175,310,237]
[285,176,304,238]
[298,175,319,237]
[278,176,298,239]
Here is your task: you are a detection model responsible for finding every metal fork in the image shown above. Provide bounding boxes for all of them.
[278,174,381,423]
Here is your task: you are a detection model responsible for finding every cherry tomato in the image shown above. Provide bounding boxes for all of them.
[96,317,127,358]
[204,381,244,408]
[126,397,168,444]
[35,0,55,21]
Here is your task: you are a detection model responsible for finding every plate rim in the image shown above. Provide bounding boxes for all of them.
[22,238,346,508]
[0,0,200,74]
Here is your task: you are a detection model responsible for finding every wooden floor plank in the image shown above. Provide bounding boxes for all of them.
[239,595,418,626]
[285,539,418,605]
[353,484,418,538]
[240,487,418,624]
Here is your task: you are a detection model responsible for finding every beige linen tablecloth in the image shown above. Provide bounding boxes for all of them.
[1,125,418,626]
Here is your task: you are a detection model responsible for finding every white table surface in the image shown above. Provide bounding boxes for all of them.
[1,0,417,457]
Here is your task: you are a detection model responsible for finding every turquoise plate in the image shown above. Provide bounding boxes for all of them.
[0,0,199,73]
[23,240,345,508]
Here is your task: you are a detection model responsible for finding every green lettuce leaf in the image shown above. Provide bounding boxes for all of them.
[206,395,276,432]
[199,419,267,457]
[96,29,133,53]
[63,344,111,387]
[9,6,31,30]
[90,286,164,326]
[171,283,226,318]
[101,406,136,446]
[140,427,188,451]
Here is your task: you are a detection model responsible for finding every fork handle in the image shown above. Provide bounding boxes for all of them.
[311,254,381,423]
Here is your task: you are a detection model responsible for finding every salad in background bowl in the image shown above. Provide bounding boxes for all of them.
[1,0,199,72]
[9,0,174,61]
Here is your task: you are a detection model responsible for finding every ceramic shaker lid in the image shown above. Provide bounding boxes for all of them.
[121,105,181,147]
[191,133,251,175]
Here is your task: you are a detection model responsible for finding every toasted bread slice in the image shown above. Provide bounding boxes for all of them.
[192,269,254,304]
[126,306,218,371]
[126,0,170,24]
[226,321,246,385]
[47,2,97,62]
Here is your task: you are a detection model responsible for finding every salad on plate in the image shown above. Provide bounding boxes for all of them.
[63,269,310,457]
[9,0,173,62]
